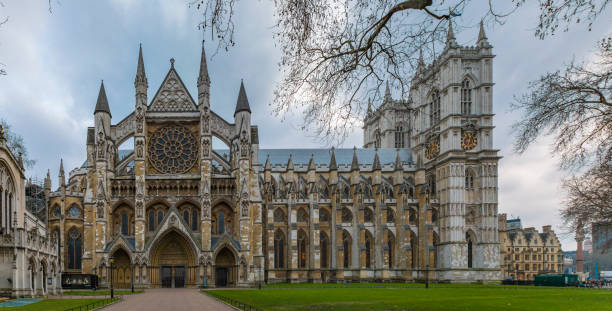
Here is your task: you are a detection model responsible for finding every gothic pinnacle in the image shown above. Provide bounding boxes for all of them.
[135,43,148,88]
[198,40,210,87]
[94,80,111,117]
[351,146,359,171]
[329,147,337,170]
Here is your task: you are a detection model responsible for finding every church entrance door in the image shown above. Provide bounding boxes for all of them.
[214,247,236,287]
[161,266,172,288]
[174,266,185,288]
[150,230,197,288]
[215,268,228,287]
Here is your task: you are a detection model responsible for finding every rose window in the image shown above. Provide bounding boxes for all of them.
[148,126,198,174]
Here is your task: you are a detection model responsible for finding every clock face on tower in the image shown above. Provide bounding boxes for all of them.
[461,132,478,150]
[148,125,198,174]
[425,140,440,159]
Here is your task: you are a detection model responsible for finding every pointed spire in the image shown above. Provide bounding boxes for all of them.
[416,48,425,72]
[478,20,487,42]
[44,169,51,190]
[394,149,402,170]
[135,43,148,88]
[367,98,372,115]
[446,20,456,48]
[234,80,251,115]
[351,146,359,171]
[264,154,271,170]
[329,147,337,170]
[373,150,381,171]
[59,158,66,187]
[198,41,210,87]
[384,80,391,101]
[447,20,456,42]
[287,153,294,170]
[308,154,316,170]
[94,81,111,117]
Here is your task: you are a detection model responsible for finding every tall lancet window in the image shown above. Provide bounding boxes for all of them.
[394,124,405,148]
[429,90,440,126]
[375,130,381,148]
[461,79,472,116]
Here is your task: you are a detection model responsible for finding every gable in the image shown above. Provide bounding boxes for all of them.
[148,68,197,112]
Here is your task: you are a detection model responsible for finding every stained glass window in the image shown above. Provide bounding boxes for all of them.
[148,126,198,174]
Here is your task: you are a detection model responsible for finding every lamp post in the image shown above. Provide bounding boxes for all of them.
[109,256,115,299]
[425,264,429,289]
[131,264,135,293]
[93,267,97,291]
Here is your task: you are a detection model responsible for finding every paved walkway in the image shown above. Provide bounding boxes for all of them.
[102,288,233,311]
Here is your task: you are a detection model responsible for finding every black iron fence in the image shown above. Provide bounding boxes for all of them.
[207,293,262,311]
[63,297,119,311]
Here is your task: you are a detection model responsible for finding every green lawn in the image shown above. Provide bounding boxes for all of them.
[0,298,119,311]
[62,289,143,296]
[204,284,612,311]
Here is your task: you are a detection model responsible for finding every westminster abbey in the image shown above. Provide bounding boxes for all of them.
[46,23,501,288]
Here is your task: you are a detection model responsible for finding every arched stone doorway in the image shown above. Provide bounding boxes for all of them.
[214,247,236,287]
[111,248,132,289]
[150,230,197,288]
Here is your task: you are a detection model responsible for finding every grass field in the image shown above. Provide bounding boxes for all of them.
[0,298,119,311]
[62,289,143,296]
[205,283,612,311]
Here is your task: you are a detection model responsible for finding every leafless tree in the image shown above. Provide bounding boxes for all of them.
[192,0,610,142]
[514,37,611,236]
[562,161,612,238]
[0,119,36,168]
[513,37,611,170]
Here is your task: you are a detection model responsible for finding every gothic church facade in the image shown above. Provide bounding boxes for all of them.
[48,23,500,288]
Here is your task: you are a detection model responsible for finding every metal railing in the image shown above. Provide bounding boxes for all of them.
[208,293,262,311]
[63,297,119,311]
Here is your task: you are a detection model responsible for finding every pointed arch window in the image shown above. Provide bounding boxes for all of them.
[364,208,374,223]
[191,209,198,231]
[274,208,285,223]
[465,169,475,189]
[466,232,474,268]
[319,209,329,223]
[298,230,307,268]
[121,213,128,235]
[67,229,82,270]
[218,212,225,234]
[297,208,308,223]
[341,208,352,223]
[183,210,189,224]
[342,230,351,268]
[386,208,395,223]
[157,211,164,226]
[461,79,472,116]
[274,230,285,268]
[395,124,405,148]
[365,233,373,268]
[429,90,440,126]
[387,232,395,268]
[374,130,381,148]
[148,210,155,232]
[320,232,329,268]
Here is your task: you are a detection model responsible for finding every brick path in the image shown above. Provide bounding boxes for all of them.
[102,288,233,311]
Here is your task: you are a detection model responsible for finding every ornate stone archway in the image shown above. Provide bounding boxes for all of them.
[149,230,198,288]
[214,247,236,287]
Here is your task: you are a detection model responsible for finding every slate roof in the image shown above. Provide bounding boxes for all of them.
[258,148,412,166]
[81,148,412,169]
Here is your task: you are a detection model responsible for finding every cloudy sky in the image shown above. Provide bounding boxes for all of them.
[0,1,610,250]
